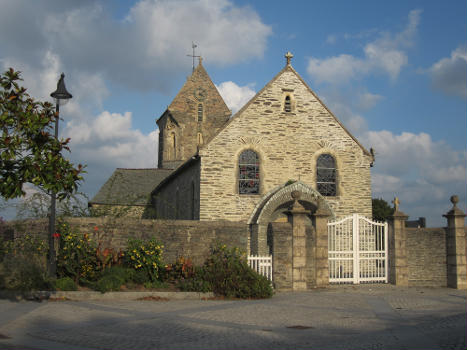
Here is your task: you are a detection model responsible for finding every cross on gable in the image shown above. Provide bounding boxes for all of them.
[187,42,201,73]
[285,51,294,65]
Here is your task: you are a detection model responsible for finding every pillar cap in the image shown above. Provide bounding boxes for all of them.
[443,194,466,218]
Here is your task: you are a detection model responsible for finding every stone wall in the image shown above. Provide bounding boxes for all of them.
[152,159,200,220]
[4,217,247,266]
[406,228,447,287]
[198,65,372,223]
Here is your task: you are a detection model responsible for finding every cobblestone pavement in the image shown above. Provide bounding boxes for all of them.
[0,285,465,350]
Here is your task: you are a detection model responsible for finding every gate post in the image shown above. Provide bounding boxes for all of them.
[443,195,467,289]
[288,191,308,290]
[313,198,331,287]
[388,199,409,286]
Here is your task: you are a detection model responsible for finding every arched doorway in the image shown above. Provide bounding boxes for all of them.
[248,181,334,290]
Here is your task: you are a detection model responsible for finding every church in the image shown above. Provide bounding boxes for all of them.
[90,52,374,256]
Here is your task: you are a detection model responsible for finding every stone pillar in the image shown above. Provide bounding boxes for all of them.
[388,199,409,286]
[288,191,308,291]
[313,198,331,287]
[443,195,467,289]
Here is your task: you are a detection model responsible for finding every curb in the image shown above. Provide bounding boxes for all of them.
[0,290,215,301]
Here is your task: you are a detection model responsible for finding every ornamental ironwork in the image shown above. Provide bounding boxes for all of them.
[239,150,259,194]
[317,153,337,196]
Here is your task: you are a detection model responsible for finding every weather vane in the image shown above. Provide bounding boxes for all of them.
[187,42,201,73]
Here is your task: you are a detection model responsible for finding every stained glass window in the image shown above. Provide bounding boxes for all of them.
[239,150,259,194]
[317,154,337,196]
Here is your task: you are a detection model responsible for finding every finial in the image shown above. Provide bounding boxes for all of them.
[392,197,400,212]
[285,51,294,66]
[450,195,459,208]
[199,56,203,65]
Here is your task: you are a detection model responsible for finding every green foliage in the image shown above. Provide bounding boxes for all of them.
[0,68,85,200]
[177,266,213,293]
[143,280,170,289]
[199,244,273,298]
[164,256,195,281]
[56,221,99,283]
[54,276,78,291]
[0,234,51,291]
[93,266,134,293]
[123,237,164,282]
[95,274,124,293]
[372,198,394,222]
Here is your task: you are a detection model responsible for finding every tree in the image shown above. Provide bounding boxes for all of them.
[0,68,84,200]
[372,198,394,222]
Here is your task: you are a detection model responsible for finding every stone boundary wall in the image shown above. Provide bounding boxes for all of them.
[406,227,447,287]
[3,218,248,266]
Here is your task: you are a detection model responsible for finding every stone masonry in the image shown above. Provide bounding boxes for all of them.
[198,58,373,222]
[157,59,231,169]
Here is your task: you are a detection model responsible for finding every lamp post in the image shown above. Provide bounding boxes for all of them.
[48,73,72,277]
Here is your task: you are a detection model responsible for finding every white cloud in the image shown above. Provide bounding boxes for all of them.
[0,0,271,93]
[216,81,256,113]
[427,46,467,98]
[356,92,384,111]
[361,130,466,225]
[308,9,421,84]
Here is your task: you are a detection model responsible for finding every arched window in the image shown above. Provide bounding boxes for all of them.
[197,132,203,145]
[197,103,203,122]
[317,154,337,196]
[284,95,291,112]
[239,150,259,194]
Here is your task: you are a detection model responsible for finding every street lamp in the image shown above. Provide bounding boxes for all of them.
[48,73,72,277]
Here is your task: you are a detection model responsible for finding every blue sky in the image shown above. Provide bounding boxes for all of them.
[0,0,465,226]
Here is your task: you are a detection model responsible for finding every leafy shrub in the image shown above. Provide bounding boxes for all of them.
[178,275,212,293]
[201,244,273,299]
[56,221,99,283]
[54,277,78,291]
[130,268,149,284]
[0,234,51,291]
[164,256,194,281]
[1,255,52,291]
[93,266,136,293]
[123,237,164,282]
[143,280,170,289]
[95,274,124,293]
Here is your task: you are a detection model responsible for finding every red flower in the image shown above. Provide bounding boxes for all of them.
[93,226,99,231]
[53,233,60,238]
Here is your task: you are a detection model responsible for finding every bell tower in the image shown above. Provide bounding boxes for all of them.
[157,58,231,169]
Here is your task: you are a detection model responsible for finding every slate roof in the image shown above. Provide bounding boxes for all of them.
[89,168,173,206]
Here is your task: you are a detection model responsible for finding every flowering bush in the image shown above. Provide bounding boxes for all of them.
[164,256,194,281]
[123,238,164,282]
[56,221,99,283]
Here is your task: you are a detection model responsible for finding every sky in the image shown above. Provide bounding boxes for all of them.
[0,0,465,226]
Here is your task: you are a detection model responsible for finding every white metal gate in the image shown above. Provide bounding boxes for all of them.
[248,255,273,282]
[328,214,388,284]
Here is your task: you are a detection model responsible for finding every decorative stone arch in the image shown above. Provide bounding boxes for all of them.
[248,181,335,225]
[248,181,335,255]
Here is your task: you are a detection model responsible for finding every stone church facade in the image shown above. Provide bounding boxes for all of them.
[90,53,378,289]
[150,53,373,225]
